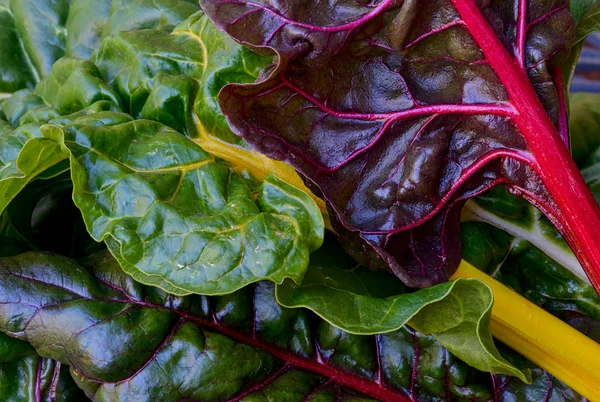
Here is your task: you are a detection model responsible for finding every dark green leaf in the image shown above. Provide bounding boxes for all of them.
[0,57,126,217]
[276,239,529,382]
[0,251,554,401]
[100,0,200,39]
[9,0,70,78]
[0,4,37,93]
[0,170,105,259]
[64,0,113,59]
[0,333,87,402]
[491,344,584,402]
[463,186,587,284]
[570,93,600,168]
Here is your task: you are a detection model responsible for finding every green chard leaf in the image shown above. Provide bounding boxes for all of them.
[571,0,600,43]
[0,171,104,259]
[0,57,126,216]
[0,250,555,401]
[0,9,315,297]
[563,1,600,87]
[276,238,529,382]
[0,332,86,402]
[0,0,201,93]
[490,344,585,402]
[577,94,600,205]
[0,2,37,94]
[0,8,273,216]
[40,119,322,296]
[570,93,600,169]
[92,10,272,145]
[461,221,600,320]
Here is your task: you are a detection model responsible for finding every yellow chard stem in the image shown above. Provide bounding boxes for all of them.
[192,126,332,229]
[194,124,600,398]
[452,262,600,401]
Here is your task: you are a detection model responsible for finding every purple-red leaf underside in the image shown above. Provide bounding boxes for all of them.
[200,0,600,291]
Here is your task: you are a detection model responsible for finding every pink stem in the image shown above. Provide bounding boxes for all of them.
[452,0,600,294]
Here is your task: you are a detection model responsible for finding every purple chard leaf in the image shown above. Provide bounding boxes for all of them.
[199,0,600,289]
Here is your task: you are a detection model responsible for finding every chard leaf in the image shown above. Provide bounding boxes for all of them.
[0,171,103,259]
[0,3,37,93]
[0,0,200,92]
[41,120,323,296]
[489,344,587,402]
[92,10,272,144]
[0,250,564,401]
[100,0,200,40]
[199,0,600,289]
[570,93,600,168]
[0,332,86,402]
[463,92,600,286]
[63,0,113,59]
[461,221,600,320]
[276,238,529,382]
[8,0,70,79]
[0,122,66,213]
[571,0,599,25]
[0,57,124,216]
[572,1,600,44]
[0,12,325,297]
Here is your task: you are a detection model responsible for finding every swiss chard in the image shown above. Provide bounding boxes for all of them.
[0,2,599,399]
[1,249,587,401]
[198,0,600,291]
[0,333,85,402]
[462,92,600,286]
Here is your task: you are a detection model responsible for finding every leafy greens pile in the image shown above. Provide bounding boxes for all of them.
[0,0,600,401]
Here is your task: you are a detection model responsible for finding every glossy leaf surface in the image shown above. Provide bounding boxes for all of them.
[2,250,580,401]
[463,92,600,284]
[198,0,600,288]
[41,118,322,296]
[276,239,528,380]
[0,56,126,216]
[0,0,200,93]
[0,10,326,296]
[0,332,86,402]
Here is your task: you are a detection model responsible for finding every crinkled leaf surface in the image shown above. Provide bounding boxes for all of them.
[0,57,126,217]
[0,0,200,93]
[199,0,589,287]
[2,250,580,402]
[41,119,323,296]
[90,10,317,205]
[0,11,327,296]
[0,9,279,218]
